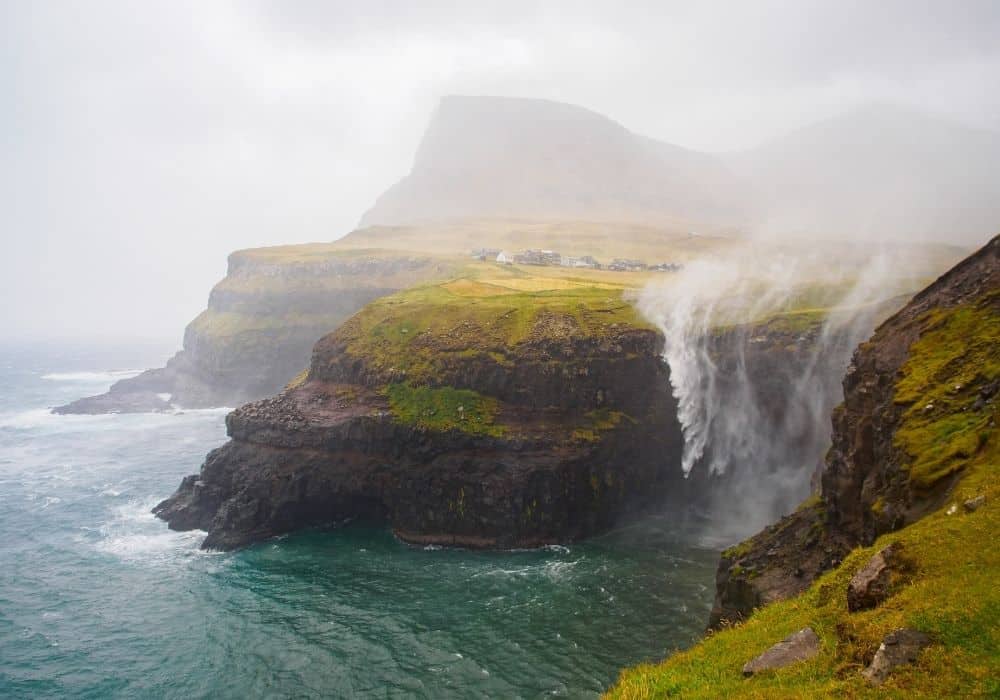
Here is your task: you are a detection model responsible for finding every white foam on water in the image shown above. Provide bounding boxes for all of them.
[166,406,233,417]
[0,404,228,431]
[93,496,211,563]
[542,544,570,554]
[95,529,206,561]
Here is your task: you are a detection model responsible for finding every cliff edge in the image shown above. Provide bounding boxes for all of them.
[610,234,998,697]
[55,246,453,414]
[154,269,688,549]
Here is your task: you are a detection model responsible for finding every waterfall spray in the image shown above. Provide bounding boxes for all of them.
[639,244,916,537]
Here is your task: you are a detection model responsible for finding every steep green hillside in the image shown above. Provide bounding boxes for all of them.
[608,263,1000,698]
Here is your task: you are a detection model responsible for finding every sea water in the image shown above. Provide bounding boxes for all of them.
[0,342,717,698]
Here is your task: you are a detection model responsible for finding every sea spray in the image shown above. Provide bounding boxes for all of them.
[639,245,914,537]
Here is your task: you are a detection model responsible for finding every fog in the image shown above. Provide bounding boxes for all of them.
[3,1,1000,341]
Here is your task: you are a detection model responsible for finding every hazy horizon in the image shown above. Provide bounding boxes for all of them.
[3,1,1000,341]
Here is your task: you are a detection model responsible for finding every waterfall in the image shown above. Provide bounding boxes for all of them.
[639,245,906,535]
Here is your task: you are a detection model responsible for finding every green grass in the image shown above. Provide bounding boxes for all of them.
[573,409,633,442]
[332,267,652,387]
[188,309,353,337]
[893,293,1000,489]
[607,295,999,699]
[608,473,999,698]
[385,383,504,437]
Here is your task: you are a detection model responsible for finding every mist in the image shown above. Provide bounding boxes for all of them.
[638,242,920,537]
[3,1,1000,342]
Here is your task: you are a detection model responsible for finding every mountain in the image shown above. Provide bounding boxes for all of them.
[363,98,1000,245]
[730,104,1000,244]
[360,95,751,229]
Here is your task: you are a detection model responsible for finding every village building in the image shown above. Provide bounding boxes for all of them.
[608,258,648,272]
[495,250,514,265]
[561,255,602,269]
[513,249,561,266]
[650,262,684,272]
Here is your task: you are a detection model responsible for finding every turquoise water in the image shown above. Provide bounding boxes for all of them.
[0,343,718,698]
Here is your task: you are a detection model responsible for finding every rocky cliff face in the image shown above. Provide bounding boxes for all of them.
[154,305,687,550]
[55,247,453,414]
[710,234,1000,628]
[153,263,892,551]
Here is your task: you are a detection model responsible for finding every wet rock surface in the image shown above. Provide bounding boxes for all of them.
[742,627,820,676]
[862,628,931,685]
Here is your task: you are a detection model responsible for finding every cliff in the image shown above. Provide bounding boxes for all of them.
[55,246,454,413]
[154,268,689,549]
[153,255,910,552]
[610,234,999,697]
[360,95,750,229]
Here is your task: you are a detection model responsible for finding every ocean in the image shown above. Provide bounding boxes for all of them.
[0,342,718,698]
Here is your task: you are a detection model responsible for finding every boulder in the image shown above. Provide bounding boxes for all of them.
[742,627,820,677]
[862,628,931,685]
[847,542,904,612]
[963,495,986,513]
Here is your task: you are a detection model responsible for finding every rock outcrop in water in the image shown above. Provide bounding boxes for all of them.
[154,285,688,550]
[55,247,452,414]
[710,234,1000,628]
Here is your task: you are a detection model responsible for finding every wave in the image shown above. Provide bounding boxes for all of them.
[0,405,230,431]
[166,406,233,417]
[93,496,215,563]
[41,369,145,382]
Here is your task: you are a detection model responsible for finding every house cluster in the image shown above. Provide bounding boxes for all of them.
[471,248,684,273]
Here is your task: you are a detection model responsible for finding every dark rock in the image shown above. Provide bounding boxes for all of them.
[847,542,905,612]
[963,495,986,513]
[862,628,931,685]
[742,627,820,676]
[155,326,691,551]
[823,235,1000,547]
[708,498,851,629]
[53,389,171,415]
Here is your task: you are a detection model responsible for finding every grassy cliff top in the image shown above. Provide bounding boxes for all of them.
[327,261,655,386]
[607,296,999,699]
[230,218,738,264]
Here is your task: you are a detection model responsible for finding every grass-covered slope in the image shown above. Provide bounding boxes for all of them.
[609,480,998,698]
[607,243,1000,698]
[323,261,651,387]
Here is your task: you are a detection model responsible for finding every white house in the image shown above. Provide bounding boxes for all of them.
[496,250,514,265]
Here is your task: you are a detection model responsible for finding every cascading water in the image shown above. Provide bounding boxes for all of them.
[639,246,910,539]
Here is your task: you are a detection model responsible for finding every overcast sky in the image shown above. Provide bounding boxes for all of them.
[3,1,999,342]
